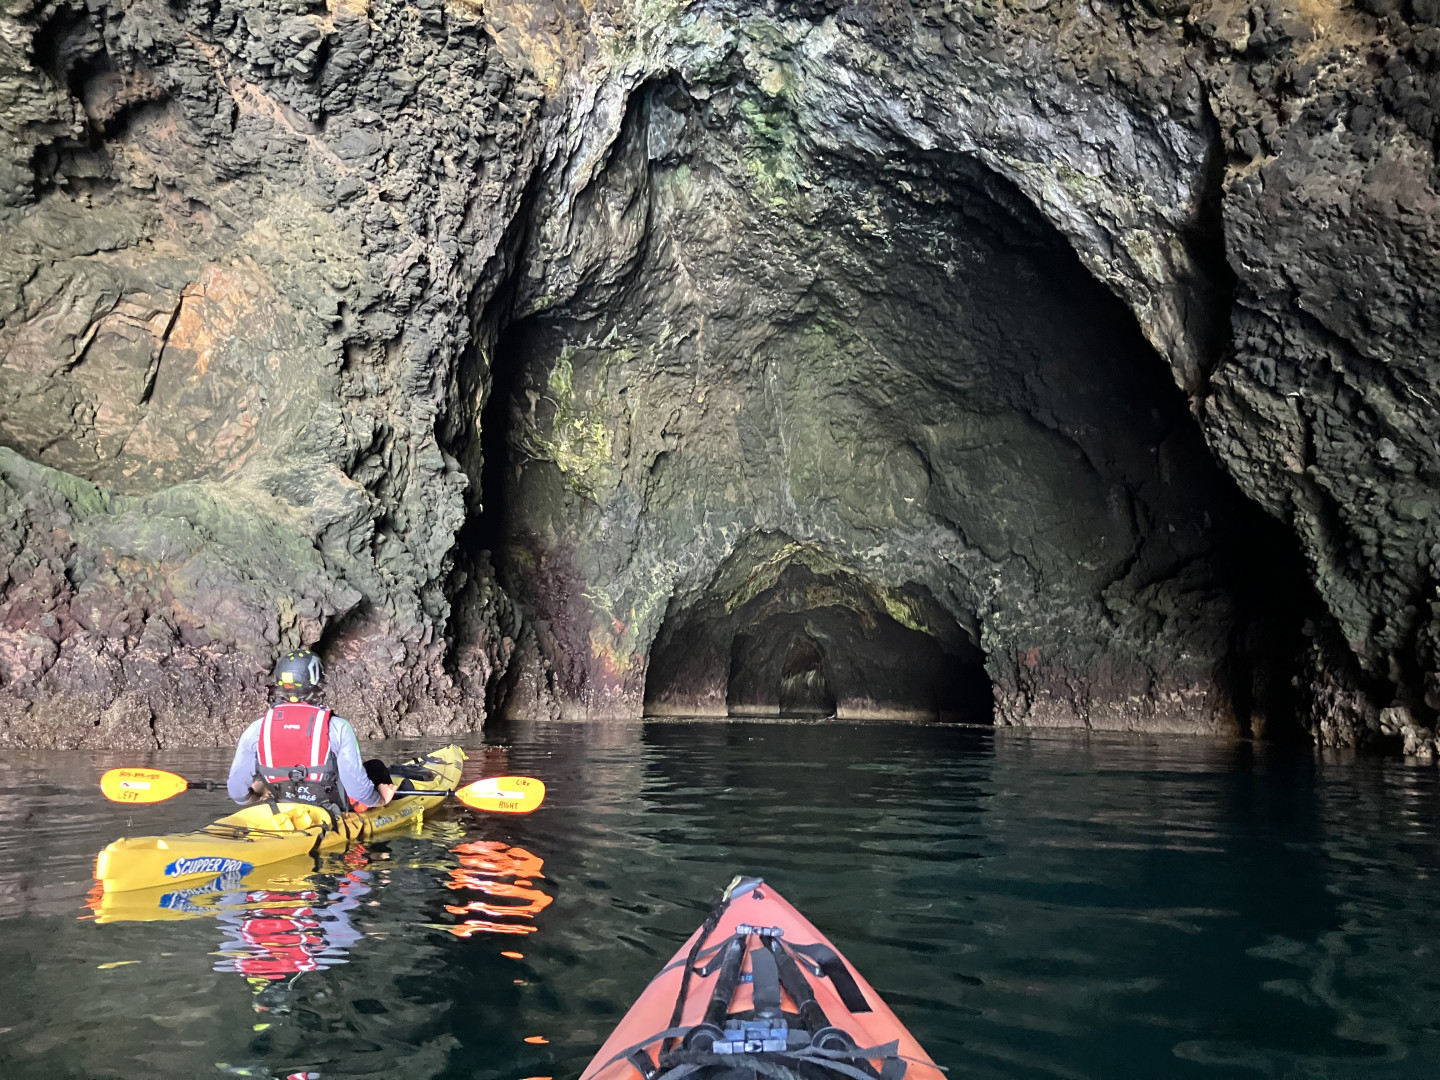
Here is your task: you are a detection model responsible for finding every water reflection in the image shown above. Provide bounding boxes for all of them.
[214,853,372,985]
[76,820,560,1078]
[4,727,1440,1080]
[87,833,556,989]
[89,836,556,946]
[439,840,552,938]
[87,855,323,925]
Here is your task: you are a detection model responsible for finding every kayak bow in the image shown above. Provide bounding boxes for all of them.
[581,876,945,1080]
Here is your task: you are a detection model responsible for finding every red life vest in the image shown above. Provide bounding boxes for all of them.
[253,703,344,811]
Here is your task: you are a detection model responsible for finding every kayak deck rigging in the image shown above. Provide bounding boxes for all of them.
[582,876,944,1080]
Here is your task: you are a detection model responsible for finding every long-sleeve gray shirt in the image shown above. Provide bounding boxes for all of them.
[226,712,382,807]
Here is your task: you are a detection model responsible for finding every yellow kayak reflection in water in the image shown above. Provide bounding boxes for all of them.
[83,757,556,1078]
[87,834,554,964]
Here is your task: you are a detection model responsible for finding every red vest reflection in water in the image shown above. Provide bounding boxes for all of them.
[213,866,369,979]
[442,841,551,937]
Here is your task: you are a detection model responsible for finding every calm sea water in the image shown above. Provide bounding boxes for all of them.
[0,721,1438,1080]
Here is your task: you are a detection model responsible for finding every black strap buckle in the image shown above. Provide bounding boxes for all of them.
[626,1049,659,1079]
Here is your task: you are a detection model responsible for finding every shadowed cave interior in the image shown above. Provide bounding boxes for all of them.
[469,78,1315,729]
[643,545,995,722]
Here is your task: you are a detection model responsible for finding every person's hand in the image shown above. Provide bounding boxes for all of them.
[377,782,397,806]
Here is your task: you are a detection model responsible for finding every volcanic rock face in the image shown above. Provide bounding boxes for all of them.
[0,0,1435,746]
[0,0,541,743]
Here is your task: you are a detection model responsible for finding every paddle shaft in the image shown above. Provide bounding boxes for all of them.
[103,765,543,812]
[185,782,447,796]
[123,778,453,799]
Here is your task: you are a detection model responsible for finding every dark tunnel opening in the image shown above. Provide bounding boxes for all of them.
[645,543,995,723]
[474,321,526,561]
[440,297,536,714]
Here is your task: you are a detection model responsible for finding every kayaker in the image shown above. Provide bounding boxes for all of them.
[225,649,396,813]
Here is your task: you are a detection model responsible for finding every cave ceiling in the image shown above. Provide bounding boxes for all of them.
[0,0,1435,747]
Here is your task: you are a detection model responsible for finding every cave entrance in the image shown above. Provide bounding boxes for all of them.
[645,535,994,723]
[464,78,1317,735]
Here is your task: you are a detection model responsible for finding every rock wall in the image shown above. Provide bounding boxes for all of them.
[0,0,542,744]
[0,0,1436,748]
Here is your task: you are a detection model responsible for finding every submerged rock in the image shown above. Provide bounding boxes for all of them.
[0,0,1435,744]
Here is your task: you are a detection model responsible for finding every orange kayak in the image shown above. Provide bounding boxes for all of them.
[581,876,945,1079]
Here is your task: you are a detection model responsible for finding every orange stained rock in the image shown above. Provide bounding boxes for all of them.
[96,262,276,485]
[168,269,263,381]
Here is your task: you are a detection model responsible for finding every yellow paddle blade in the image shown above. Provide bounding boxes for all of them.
[100,767,191,804]
[454,775,545,814]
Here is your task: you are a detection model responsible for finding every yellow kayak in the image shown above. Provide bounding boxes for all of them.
[94,745,466,895]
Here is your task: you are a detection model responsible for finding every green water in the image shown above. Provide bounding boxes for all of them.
[1,721,1439,1079]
